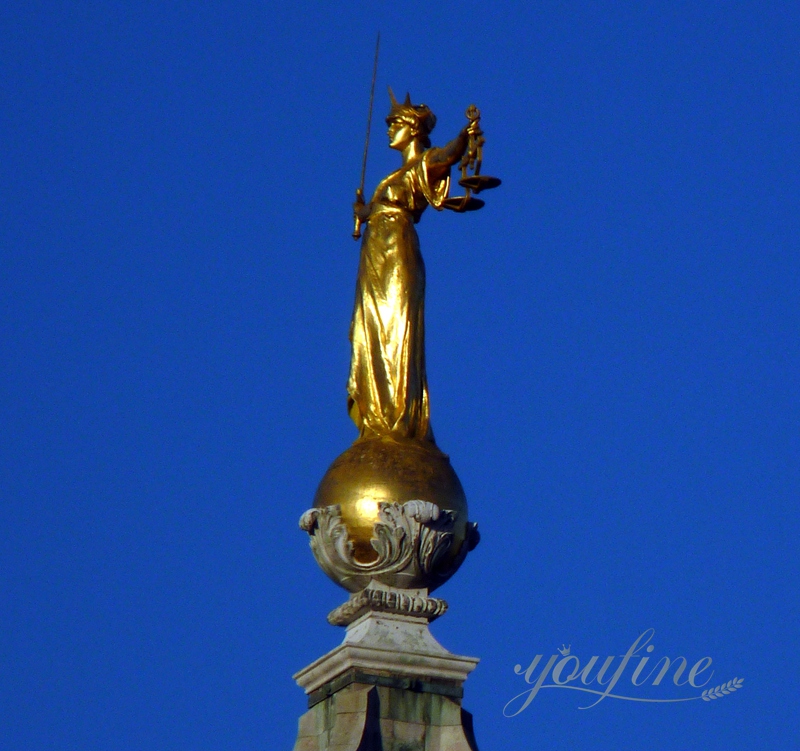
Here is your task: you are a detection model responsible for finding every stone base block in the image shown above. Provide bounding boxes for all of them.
[292,611,480,750]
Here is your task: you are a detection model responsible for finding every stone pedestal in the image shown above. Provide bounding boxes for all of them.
[292,612,480,750]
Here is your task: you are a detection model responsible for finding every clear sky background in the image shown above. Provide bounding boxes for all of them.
[2,2,798,749]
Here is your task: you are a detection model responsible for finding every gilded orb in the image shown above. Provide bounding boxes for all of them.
[313,437,469,585]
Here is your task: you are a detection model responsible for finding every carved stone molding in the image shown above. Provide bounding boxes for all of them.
[294,611,480,695]
[327,585,448,626]
[299,500,479,593]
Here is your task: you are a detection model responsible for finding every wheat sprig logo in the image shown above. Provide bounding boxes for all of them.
[701,677,743,701]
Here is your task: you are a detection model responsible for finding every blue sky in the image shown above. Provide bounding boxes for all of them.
[2,2,798,749]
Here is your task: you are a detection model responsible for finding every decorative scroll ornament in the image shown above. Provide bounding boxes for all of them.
[299,500,480,594]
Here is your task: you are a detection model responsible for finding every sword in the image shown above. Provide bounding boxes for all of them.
[353,33,380,240]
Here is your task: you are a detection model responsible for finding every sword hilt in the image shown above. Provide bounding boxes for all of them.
[352,188,365,240]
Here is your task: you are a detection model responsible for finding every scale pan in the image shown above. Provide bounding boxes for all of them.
[459,175,502,193]
[442,196,485,212]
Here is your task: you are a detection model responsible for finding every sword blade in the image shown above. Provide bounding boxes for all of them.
[358,32,380,196]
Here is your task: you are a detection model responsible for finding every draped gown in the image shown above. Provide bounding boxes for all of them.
[347,150,450,441]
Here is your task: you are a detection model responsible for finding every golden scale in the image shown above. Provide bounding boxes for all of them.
[441,104,502,213]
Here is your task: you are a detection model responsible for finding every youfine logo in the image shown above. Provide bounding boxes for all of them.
[504,629,744,714]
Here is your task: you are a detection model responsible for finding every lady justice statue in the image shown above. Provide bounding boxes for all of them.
[303,84,499,607]
[293,84,499,749]
[347,89,474,442]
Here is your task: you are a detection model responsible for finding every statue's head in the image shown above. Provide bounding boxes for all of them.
[386,87,436,148]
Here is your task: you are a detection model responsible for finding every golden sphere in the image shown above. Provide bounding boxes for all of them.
[313,437,469,577]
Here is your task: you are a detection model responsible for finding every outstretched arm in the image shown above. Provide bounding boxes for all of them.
[426,126,471,171]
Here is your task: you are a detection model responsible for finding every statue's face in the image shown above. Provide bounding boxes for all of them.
[388,118,415,151]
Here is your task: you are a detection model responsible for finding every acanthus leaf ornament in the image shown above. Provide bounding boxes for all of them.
[299,500,478,598]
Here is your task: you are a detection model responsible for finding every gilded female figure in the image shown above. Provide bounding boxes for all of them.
[348,91,477,442]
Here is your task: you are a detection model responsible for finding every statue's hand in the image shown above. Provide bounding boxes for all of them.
[353,201,372,221]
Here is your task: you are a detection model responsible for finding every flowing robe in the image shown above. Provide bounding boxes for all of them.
[348,150,450,441]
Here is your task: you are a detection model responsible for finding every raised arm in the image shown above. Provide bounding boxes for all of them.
[425,112,482,182]
[427,126,470,168]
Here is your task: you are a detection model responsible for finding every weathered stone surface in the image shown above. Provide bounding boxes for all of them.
[291,684,479,751]
[292,600,480,749]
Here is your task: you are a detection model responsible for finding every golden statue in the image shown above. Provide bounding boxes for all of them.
[312,88,499,566]
[348,90,495,442]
